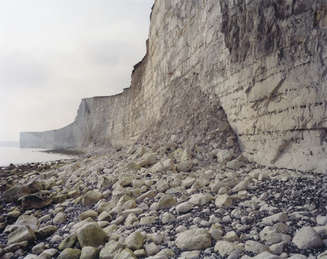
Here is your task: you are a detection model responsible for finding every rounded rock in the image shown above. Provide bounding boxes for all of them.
[125,231,145,250]
[80,246,99,259]
[57,248,81,259]
[83,190,103,207]
[175,228,211,251]
[292,226,324,249]
[158,195,177,209]
[77,223,108,248]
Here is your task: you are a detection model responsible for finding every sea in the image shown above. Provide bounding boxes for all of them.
[0,146,75,167]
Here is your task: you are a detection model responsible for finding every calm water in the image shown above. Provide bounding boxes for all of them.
[0,147,75,166]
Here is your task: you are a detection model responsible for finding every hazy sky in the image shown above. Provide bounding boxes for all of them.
[0,0,154,141]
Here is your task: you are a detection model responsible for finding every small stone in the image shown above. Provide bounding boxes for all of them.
[7,225,36,244]
[137,153,157,168]
[150,159,173,173]
[147,233,164,245]
[98,221,109,228]
[224,231,239,242]
[79,210,98,221]
[134,249,146,257]
[23,254,39,259]
[262,213,288,226]
[173,148,190,162]
[39,215,51,224]
[199,220,210,227]
[39,248,58,259]
[161,212,176,224]
[83,190,103,206]
[119,176,133,187]
[288,255,307,259]
[227,248,243,259]
[0,222,5,232]
[53,212,66,225]
[175,228,211,251]
[2,252,14,259]
[140,216,156,225]
[57,248,81,259]
[318,251,327,259]
[179,250,201,259]
[218,186,230,195]
[5,241,28,253]
[125,213,138,226]
[20,192,53,209]
[98,211,111,222]
[145,242,160,256]
[115,248,136,259]
[112,215,126,225]
[59,234,77,250]
[176,202,192,214]
[36,225,57,239]
[260,227,291,245]
[231,208,243,219]
[292,226,324,249]
[314,226,327,238]
[232,178,250,192]
[80,246,99,259]
[214,241,237,257]
[245,240,267,255]
[50,234,62,243]
[193,217,201,225]
[209,215,220,224]
[182,177,196,188]
[189,193,213,206]
[317,216,327,226]
[99,240,123,259]
[3,185,25,202]
[77,223,108,248]
[158,195,177,209]
[136,190,156,203]
[216,149,234,164]
[272,223,289,234]
[226,155,247,169]
[209,224,223,241]
[215,194,233,208]
[15,215,39,231]
[32,242,46,255]
[121,208,143,217]
[125,231,145,250]
[252,251,280,259]
[102,224,117,236]
[176,160,193,172]
[269,242,284,255]
[151,248,175,259]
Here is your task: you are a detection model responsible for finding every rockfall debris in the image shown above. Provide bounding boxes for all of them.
[1,145,327,259]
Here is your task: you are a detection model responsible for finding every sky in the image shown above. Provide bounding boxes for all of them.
[0,0,154,141]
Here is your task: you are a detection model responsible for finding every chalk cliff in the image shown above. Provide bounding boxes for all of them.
[21,0,327,172]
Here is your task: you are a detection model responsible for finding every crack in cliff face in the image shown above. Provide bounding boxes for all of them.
[250,75,286,113]
[219,0,327,65]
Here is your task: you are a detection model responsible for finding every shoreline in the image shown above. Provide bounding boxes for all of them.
[41,148,84,156]
[0,159,77,176]
[0,147,82,169]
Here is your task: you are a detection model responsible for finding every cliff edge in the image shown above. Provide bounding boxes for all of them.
[21,0,327,172]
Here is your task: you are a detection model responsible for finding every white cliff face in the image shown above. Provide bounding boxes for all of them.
[21,0,327,172]
[215,0,327,172]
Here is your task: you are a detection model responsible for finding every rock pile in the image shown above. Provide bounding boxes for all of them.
[1,145,327,259]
